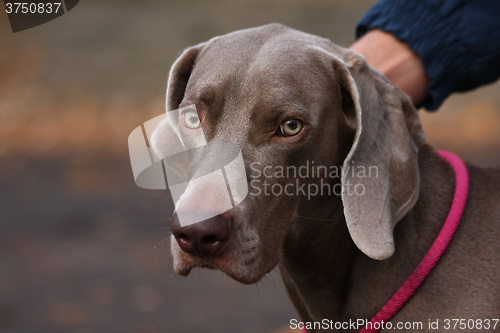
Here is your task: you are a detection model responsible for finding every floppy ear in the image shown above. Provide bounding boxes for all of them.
[312,46,426,260]
[150,43,207,180]
[166,42,206,111]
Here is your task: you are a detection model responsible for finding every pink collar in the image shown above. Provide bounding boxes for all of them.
[303,150,469,333]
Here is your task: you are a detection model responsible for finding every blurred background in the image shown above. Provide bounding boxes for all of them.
[1,1,499,332]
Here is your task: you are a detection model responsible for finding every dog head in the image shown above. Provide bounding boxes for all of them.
[151,24,425,284]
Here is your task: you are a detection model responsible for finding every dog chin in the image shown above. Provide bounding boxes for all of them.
[171,238,273,284]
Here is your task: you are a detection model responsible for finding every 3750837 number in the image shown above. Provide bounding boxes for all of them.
[5,2,62,14]
[443,318,499,330]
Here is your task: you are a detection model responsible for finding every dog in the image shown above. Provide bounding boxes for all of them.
[151,24,500,332]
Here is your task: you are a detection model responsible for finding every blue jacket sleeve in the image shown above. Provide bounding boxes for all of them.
[356,0,500,110]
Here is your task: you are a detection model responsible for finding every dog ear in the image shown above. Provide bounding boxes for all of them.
[166,43,206,111]
[150,43,206,181]
[312,46,426,260]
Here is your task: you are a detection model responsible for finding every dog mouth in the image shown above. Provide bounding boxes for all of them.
[171,235,268,284]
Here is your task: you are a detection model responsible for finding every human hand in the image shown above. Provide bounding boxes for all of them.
[350,29,429,106]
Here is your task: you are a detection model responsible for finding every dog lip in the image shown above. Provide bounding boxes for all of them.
[174,257,217,276]
[176,264,193,276]
[174,250,265,283]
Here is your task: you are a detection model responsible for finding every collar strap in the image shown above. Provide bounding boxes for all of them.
[302,150,469,333]
[359,150,469,333]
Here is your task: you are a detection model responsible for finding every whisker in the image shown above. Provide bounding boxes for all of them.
[151,226,172,237]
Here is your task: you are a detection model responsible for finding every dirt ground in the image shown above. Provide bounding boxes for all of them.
[1,1,499,333]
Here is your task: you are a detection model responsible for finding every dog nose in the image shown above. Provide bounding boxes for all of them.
[171,211,233,257]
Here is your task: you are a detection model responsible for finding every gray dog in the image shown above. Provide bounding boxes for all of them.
[151,24,500,332]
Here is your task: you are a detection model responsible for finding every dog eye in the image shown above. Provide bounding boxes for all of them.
[280,119,303,137]
[182,109,201,129]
